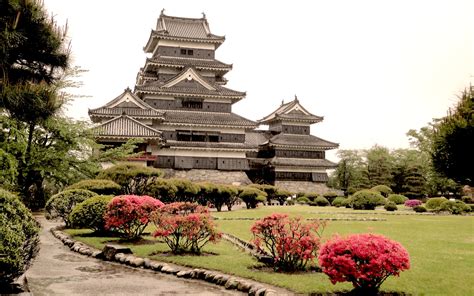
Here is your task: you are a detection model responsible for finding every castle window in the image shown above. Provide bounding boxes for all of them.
[180,49,187,55]
[187,49,193,55]
[182,99,203,109]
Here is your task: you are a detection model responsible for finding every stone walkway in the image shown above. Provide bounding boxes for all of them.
[26,215,243,295]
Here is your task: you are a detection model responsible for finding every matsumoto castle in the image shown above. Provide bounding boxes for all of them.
[89,11,339,193]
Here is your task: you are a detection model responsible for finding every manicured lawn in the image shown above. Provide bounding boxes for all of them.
[65,205,474,295]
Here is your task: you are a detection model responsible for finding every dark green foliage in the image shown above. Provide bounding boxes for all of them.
[198,183,238,212]
[461,196,473,204]
[296,196,310,204]
[69,195,113,232]
[144,178,177,203]
[45,189,97,226]
[314,196,330,207]
[331,197,347,207]
[304,192,320,202]
[365,145,394,188]
[0,189,39,286]
[413,205,427,213]
[342,197,352,208]
[273,189,292,205]
[239,187,267,209]
[323,191,338,204]
[439,200,470,215]
[66,179,121,195]
[384,201,398,211]
[425,197,448,210]
[220,185,240,211]
[370,185,393,198]
[351,190,386,210]
[388,194,409,205]
[432,87,474,186]
[168,178,200,203]
[97,163,163,195]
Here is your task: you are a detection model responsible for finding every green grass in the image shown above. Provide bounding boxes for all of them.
[65,205,474,295]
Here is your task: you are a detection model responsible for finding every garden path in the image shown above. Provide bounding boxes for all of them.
[25,215,243,296]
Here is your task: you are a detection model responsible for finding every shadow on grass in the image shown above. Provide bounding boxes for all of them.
[149,250,219,257]
[309,291,412,296]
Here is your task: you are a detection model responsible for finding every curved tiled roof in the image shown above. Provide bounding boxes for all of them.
[135,80,245,100]
[89,107,164,121]
[267,134,338,150]
[94,115,163,140]
[162,110,257,128]
[156,14,224,41]
[259,97,323,124]
[145,56,232,71]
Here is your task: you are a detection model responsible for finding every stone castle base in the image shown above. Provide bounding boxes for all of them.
[161,169,252,186]
[274,181,332,195]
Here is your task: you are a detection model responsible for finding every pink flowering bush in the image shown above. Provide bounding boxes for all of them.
[251,213,326,272]
[404,199,422,208]
[152,202,221,254]
[104,195,164,240]
[319,233,410,292]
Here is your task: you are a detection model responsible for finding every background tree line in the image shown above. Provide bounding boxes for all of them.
[330,86,473,197]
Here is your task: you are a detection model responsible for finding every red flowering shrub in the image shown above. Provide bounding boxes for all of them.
[319,233,410,292]
[251,213,326,272]
[152,202,221,254]
[104,195,164,240]
[404,199,422,208]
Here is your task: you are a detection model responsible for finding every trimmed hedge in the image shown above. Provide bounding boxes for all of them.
[0,189,40,286]
[296,196,310,204]
[66,179,121,195]
[351,190,386,210]
[239,187,267,209]
[425,197,448,210]
[384,201,398,211]
[314,196,330,207]
[439,200,470,215]
[371,185,393,198]
[69,195,113,232]
[331,197,347,207]
[45,189,98,226]
[413,205,427,213]
[388,194,408,205]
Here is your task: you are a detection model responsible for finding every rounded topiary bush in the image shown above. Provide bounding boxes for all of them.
[413,205,427,213]
[384,201,398,211]
[239,187,267,209]
[323,192,338,204]
[371,185,393,197]
[388,194,408,205]
[0,189,40,287]
[66,179,121,195]
[351,190,386,210]
[144,178,178,203]
[342,197,352,208]
[331,197,347,207]
[314,196,330,207]
[45,189,98,226]
[69,195,114,232]
[461,196,473,204]
[296,196,310,204]
[425,197,448,210]
[304,192,319,202]
[439,200,470,215]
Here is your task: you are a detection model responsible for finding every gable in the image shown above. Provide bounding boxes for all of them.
[163,67,216,91]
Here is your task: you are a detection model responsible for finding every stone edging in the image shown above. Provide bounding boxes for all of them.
[50,226,290,296]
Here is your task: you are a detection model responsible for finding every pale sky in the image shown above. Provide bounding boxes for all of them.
[44,0,473,161]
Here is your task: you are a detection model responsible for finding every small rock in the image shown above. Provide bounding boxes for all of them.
[264,289,278,296]
[131,258,144,267]
[237,281,251,292]
[101,244,133,261]
[143,258,151,268]
[256,288,267,296]
[249,285,264,296]
[91,251,102,258]
[176,271,191,278]
[224,278,238,290]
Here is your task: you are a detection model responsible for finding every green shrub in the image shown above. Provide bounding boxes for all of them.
[296,196,310,204]
[168,178,200,203]
[314,196,330,207]
[388,194,409,205]
[439,200,470,215]
[331,197,347,207]
[97,163,163,195]
[286,199,295,206]
[351,190,386,210]
[384,201,398,211]
[145,178,178,203]
[66,179,121,195]
[304,192,320,202]
[45,189,98,226]
[296,192,306,198]
[198,183,237,212]
[413,205,427,213]
[69,195,113,232]
[342,197,352,208]
[323,192,338,203]
[273,189,292,205]
[461,196,473,203]
[0,189,39,286]
[239,187,267,209]
[371,185,393,197]
[425,197,448,210]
